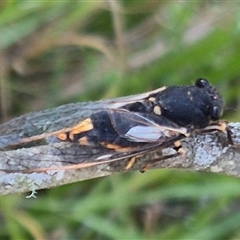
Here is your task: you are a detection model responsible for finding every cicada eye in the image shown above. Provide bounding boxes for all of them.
[212,105,222,120]
[195,78,210,88]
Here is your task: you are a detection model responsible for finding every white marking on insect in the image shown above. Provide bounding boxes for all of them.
[153,105,161,115]
[96,154,113,160]
[148,97,156,102]
[126,126,167,142]
[125,125,188,142]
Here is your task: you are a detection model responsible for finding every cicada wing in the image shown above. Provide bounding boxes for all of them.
[107,109,182,143]
[124,125,165,142]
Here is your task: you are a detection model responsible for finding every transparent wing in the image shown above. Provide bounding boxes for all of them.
[107,109,188,143]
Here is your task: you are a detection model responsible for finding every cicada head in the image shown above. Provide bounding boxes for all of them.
[195,78,224,121]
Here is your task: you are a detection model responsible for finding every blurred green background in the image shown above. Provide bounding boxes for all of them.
[1,1,240,239]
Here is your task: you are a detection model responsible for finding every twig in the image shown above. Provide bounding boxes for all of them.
[0,99,239,195]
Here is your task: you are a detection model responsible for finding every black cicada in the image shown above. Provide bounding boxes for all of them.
[57,78,225,145]
[0,78,229,172]
[51,78,227,171]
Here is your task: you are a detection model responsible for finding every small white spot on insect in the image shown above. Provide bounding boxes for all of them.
[96,154,113,160]
[187,91,193,100]
[148,97,156,102]
[153,105,161,115]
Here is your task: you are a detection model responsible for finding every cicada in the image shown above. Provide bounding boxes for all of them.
[0,78,229,173]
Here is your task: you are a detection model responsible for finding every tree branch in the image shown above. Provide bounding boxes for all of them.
[0,100,239,195]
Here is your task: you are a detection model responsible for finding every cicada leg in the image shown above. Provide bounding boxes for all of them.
[140,140,185,173]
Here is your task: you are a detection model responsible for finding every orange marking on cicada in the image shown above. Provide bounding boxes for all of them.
[67,118,94,141]
[19,118,93,143]
[55,118,94,142]
[58,133,68,141]
[205,121,227,132]
[125,156,137,170]
[78,136,91,146]
[19,118,94,145]
[100,142,133,152]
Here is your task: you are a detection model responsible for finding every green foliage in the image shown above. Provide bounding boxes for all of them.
[1,1,240,239]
